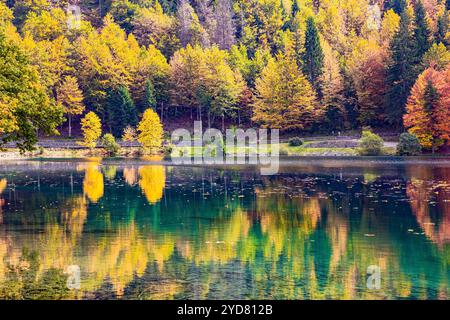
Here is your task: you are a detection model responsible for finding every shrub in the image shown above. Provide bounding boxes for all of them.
[288,137,303,147]
[358,130,384,156]
[101,133,120,157]
[397,132,422,156]
[122,126,137,142]
[163,143,174,157]
[279,145,289,156]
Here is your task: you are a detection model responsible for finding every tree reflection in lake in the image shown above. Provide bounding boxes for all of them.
[0,160,448,299]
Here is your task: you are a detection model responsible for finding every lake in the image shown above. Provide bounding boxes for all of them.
[0,158,448,299]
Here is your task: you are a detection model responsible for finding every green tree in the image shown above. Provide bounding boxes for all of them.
[101,133,120,156]
[0,33,63,152]
[302,16,324,95]
[106,85,138,137]
[384,0,407,15]
[144,79,157,111]
[358,130,384,156]
[436,11,449,46]
[384,12,419,127]
[414,1,431,59]
[397,132,422,155]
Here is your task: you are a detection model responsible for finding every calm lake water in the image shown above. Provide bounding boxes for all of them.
[0,158,448,300]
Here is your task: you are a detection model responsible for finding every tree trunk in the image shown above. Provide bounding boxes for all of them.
[208,112,211,129]
[68,114,72,138]
[222,114,225,132]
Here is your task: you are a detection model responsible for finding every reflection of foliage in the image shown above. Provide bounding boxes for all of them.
[0,248,69,300]
[83,164,104,203]
[103,165,118,181]
[0,178,6,193]
[61,196,87,238]
[138,165,165,204]
[123,166,138,186]
[1,167,449,299]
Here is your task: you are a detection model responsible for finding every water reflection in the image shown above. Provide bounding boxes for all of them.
[0,160,448,299]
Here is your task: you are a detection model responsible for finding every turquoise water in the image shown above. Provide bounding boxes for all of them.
[0,158,448,299]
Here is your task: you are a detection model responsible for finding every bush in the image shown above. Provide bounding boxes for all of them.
[279,145,289,156]
[358,130,384,156]
[122,126,137,142]
[101,134,120,157]
[288,137,303,147]
[163,143,174,157]
[397,132,422,156]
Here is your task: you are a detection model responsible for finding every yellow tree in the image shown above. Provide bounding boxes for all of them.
[252,53,321,131]
[79,112,102,150]
[137,109,163,154]
[57,76,85,137]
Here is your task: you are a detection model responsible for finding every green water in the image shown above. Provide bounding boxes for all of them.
[0,158,448,300]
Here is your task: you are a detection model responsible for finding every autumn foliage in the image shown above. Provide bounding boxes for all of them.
[404,67,450,152]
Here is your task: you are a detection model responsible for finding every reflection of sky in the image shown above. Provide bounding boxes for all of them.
[0,160,449,299]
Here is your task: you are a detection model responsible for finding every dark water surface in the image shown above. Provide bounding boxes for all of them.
[0,158,448,299]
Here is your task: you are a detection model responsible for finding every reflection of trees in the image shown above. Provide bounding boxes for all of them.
[123,167,138,186]
[0,178,6,224]
[407,166,450,247]
[138,166,165,204]
[0,167,449,299]
[81,163,104,203]
[0,249,71,299]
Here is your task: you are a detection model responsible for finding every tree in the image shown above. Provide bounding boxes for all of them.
[320,41,345,131]
[176,0,208,47]
[404,67,450,153]
[384,0,407,15]
[252,53,321,131]
[380,9,400,46]
[385,12,419,127]
[101,133,120,156]
[0,33,63,152]
[169,45,243,123]
[57,76,84,137]
[358,130,384,156]
[144,79,157,111]
[348,41,388,126]
[75,16,169,117]
[414,1,432,59]
[212,0,235,50]
[422,42,450,71]
[131,2,180,57]
[302,16,324,94]
[397,132,422,155]
[137,108,164,154]
[105,85,138,137]
[436,11,449,46]
[79,111,102,150]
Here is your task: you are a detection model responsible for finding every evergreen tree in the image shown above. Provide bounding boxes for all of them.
[292,0,300,17]
[385,0,407,15]
[414,1,432,59]
[302,17,324,95]
[385,12,419,127]
[106,86,138,137]
[145,79,157,111]
[436,12,449,46]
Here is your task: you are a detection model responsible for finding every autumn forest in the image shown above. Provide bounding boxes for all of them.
[1,0,450,152]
